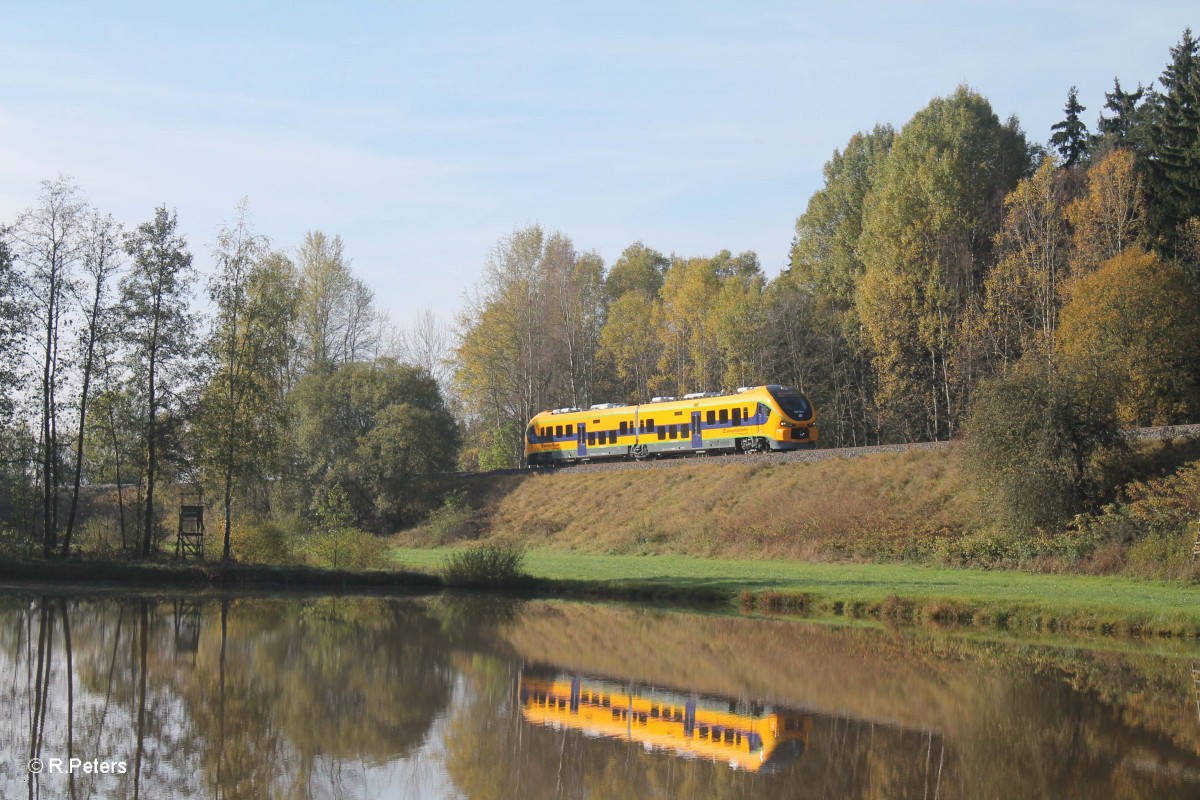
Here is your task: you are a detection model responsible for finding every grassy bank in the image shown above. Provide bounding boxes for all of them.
[400,438,1200,579]
[393,547,1200,637]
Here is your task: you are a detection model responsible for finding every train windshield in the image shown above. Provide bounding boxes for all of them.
[767,386,813,421]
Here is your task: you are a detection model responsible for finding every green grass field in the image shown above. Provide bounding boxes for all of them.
[393,546,1200,634]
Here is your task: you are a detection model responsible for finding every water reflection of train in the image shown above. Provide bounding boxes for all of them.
[518,669,812,773]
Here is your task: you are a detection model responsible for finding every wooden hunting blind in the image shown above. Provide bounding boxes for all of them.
[177,505,205,561]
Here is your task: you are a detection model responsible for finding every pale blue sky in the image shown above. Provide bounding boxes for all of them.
[1,1,1195,326]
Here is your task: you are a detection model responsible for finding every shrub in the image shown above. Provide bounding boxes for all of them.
[230,515,297,565]
[424,490,481,545]
[962,360,1123,533]
[442,542,528,587]
[301,526,388,569]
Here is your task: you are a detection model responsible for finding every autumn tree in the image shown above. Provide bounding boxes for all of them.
[791,125,895,310]
[971,157,1069,372]
[654,255,722,395]
[603,241,667,302]
[195,202,298,561]
[61,212,123,556]
[783,125,895,445]
[711,266,767,390]
[295,230,378,372]
[857,87,1029,441]
[122,206,196,557]
[597,291,659,404]
[1058,248,1200,426]
[392,309,455,398]
[1065,148,1145,276]
[547,239,605,409]
[455,225,559,466]
[0,231,21,426]
[12,178,86,557]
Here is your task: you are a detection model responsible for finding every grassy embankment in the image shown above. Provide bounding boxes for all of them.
[394,547,1200,636]
[394,437,1200,636]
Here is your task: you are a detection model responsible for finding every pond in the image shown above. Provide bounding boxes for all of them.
[4,590,1200,799]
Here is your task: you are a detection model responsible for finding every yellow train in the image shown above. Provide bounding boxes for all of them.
[518,670,811,773]
[525,385,817,465]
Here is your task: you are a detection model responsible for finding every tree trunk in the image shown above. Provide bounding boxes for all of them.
[62,286,102,557]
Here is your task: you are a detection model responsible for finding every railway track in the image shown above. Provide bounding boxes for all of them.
[450,423,1200,479]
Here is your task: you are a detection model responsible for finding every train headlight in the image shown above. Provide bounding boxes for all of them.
[779,421,795,428]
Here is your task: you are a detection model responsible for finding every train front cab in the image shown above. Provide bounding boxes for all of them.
[760,385,818,451]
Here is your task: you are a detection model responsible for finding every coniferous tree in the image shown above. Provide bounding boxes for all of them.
[1049,86,1090,167]
[1097,77,1148,148]
[1145,28,1200,255]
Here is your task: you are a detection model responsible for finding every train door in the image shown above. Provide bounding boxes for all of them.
[577,423,587,457]
[691,411,702,448]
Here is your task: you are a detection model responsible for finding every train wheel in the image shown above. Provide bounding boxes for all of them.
[739,437,764,454]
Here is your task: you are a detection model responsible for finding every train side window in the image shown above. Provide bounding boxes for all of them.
[555,425,563,437]
[619,421,628,436]
[646,418,654,429]
[681,423,689,436]
[719,409,728,424]
[668,426,677,440]
[732,407,742,425]
[657,426,666,440]
[706,410,715,425]
[587,432,596,446]
[566,424,574,436]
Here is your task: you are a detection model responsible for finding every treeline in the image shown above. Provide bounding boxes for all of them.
[455,30,1200,469]
[0,193,457,561]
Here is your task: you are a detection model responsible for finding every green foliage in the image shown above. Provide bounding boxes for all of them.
[301,484,387,568]
[122,204,197,556]
[477,424,517,471]
[1049,86,1090,167]
[195,203,299,560]
[857,86,1030,440]
[229,515,298,565]
[423,491,481,545]
[604,241,668,301]
[791,124,895,310]
[292,359,458,528]
[1145,29,1200,253]
[1097,78,1149,151]
[442,542,528,587]
[963,361,1123,534]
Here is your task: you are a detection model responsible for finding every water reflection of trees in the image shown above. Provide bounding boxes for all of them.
[6,594,1200,799]
[1,595,453,799]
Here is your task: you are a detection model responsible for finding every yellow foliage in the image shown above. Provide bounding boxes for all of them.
[1066,149,1145,277]
[1058,248,1200,425]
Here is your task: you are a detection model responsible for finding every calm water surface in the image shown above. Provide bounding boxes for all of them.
[3,590,1200,799]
